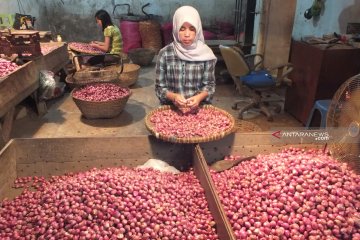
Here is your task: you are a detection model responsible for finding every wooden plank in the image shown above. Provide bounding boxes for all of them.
[200,132,324,163]
[256,0,297,68]
[193,144,236,240]
[0,60,38,118]
[1,107,15,142]
[13,136,193,174]
[0,139,17,200]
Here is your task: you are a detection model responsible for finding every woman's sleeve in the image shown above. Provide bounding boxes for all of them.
[155,50,168,103]
[104,27,111,37]
[201,59,217,101]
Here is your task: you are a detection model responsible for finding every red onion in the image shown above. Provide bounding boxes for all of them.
[0,58,19,78]
[73,83,130,102]
[212,147,360,239]
[150,108,232,138]
[0,167,218,239]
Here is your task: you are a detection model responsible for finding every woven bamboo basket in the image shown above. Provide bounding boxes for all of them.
[145,105,235,143]
[105,63,140,87]
[139,20,162,53]
[65,70,119,89]
[72,83,131,119]
[128,48,155,66]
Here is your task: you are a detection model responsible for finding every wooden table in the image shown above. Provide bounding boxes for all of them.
[284,40,360,125]
[0,42,69,142]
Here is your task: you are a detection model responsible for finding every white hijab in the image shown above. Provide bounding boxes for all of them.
[172,6,216,61]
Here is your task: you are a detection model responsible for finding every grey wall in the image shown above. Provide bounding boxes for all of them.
[0,0,235,42]
[2,1,358,44]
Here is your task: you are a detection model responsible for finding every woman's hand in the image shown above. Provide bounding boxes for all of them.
[172,93,187,108]
[186,95,202,109]
[89,42,98,47]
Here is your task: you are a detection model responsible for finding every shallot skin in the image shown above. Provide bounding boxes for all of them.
[212,147,360,239]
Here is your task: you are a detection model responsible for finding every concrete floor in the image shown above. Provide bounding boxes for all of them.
[9,62,303,141]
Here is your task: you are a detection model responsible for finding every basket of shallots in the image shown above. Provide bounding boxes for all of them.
[145,105,235,143]
[72,83,131,119]
[68,42,105,54]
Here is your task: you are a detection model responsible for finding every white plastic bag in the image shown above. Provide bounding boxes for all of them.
[136,159,180,174]
[39,70,65,100]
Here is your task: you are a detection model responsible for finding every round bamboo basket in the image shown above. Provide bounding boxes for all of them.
[72,83,131,119]
[65,71,118,89]
[145,105,235,143]
[105,63,140,87]
[139,20,162,53]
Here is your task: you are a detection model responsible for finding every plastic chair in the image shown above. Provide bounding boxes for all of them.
[305,99,331,129]
[219,45,293,121]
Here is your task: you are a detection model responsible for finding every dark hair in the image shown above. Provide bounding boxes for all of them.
[95,10,113,31]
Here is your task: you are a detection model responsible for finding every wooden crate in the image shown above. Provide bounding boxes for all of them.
[0,135,236,239]
[0,42,69,142]
[0,133,327,239]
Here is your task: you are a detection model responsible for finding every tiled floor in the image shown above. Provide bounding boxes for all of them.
[9,62,303,142]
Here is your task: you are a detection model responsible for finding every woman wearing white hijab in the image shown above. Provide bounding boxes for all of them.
[155,6,217,110]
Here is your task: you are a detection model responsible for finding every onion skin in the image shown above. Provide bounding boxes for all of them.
[212,148,360,239]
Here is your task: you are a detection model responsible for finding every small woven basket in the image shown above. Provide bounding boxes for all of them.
[72,83,131,119]
[73,68,119,82]
[145,105,235,143]
[105,63,140,87]
[128,48,155,66]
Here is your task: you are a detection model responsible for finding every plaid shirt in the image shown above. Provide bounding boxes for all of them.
[155,44,217,105]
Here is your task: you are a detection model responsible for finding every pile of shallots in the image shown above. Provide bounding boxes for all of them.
[150,108,232,138]
[212,148,360,239]
[0,58,19,78]
[69,42,104,54]
[0,168,218,239]
[72,83,130,102]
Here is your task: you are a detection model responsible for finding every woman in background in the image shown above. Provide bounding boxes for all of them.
[155,6,217,110]
[88,9,123,65]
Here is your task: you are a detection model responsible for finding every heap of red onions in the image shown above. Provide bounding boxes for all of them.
[0,167,218,239]
[0,58,19,78]
[72,83,130,102]
[212,148,360,239]
[150,108,232,138]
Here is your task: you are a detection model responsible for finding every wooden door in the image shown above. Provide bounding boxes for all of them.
[256,0,297,67]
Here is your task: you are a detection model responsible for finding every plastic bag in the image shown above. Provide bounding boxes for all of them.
[136,159,180,174]
[39,70,65,100]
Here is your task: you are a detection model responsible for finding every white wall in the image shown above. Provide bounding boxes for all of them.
[292,0,360,40]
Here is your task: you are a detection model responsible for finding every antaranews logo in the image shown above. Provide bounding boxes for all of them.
[270,128,358,144]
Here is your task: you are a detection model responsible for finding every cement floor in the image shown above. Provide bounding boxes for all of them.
[9,62,303,140]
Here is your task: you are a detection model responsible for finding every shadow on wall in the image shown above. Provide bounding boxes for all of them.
[338,0,360,34]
